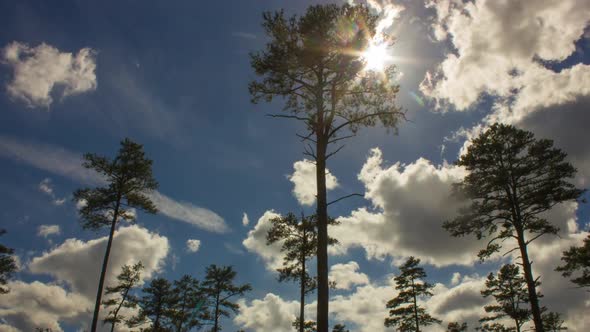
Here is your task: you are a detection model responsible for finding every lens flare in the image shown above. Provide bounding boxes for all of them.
[363,42,389,71]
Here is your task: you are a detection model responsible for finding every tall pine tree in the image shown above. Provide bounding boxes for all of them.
[385,257,440,331]
[249,5,402,330]
[443,124,584,331]
[74,138,158,332]
[135,277,175,331]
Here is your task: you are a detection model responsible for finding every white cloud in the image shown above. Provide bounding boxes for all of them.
[0,281,91,332]
[329,280,397,332]
[38,178,53,195]
[242,212,249,226]
[288,159,338,206]
[0,137,228,232]
[331,148,480,266]
[38,178,67,206]
[29,225,169,299]
[148,191,228,233]
[329,261,369,290]
[186,239,201,253]
[2,42,97,108]
[242,210,284,270]
[422,0,590,115]
[234,293,300,332]
[1,225,168,331]
[37,224,61,238]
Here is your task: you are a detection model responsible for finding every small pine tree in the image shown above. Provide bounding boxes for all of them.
[476,323,512,332]
[556,235,590,290]
[201,265,251,332]
[135,277,175,331]
[384,257,441,331]
[170,275,206,332]
[542,312,567,332]
[102,262,144,332]
[0,229,17,294]
[447,322,468,332]
[332,323,349,332]
[480,264,532,332]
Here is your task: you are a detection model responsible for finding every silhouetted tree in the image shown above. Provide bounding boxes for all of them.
[556,235,590,290]
[135,277,175,331]
[480,264,533,332]
[102,262,144,332]
[447,322,468,332]
[443,124,585,331]
[542,312,567,332]
[385,257,441,331]
[267,213,337,332]
[74,138,158,332]
[477,323,512,332]
[0,229,17,294]
[293,318,317,332]
[249,4,402,331]
[170,275,206,332]
[332,323,349,332]
[201,265,251,332]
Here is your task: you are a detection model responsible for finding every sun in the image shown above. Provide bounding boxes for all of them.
[362,42,390,71]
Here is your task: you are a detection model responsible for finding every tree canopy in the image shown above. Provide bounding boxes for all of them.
[444,123,584,332]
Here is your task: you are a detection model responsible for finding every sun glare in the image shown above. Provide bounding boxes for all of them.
[362,42,389,71]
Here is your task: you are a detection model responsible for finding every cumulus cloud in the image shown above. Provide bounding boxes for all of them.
[242,212,249,226]
[0,281,91,332]
[288,159,338,206]
[1,225,168,331]
[242,210,284,270]
[422,0,590,188]
[331,148,480,266]
[329,261,369,290]
[422,0,590,115]
[2,42,97,108]
[234,293,300,332]
[29,225,169,299]
[37,224,61,238]
[186,239,201,253]
[0,137,228,232]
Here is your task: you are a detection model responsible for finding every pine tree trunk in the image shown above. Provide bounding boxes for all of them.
[214,289,220,332]
[90,198,121,332]
[411,279,419,332]
[517,230,544,332]
[300,224,306,332]
[316,137,329,332]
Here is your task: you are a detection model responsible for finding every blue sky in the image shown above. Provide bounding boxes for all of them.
[0,1,589,331]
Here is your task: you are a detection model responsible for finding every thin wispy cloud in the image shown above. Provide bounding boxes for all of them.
[0,136,229,232]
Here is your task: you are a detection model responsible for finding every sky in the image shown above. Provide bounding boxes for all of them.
[0,0,589,331]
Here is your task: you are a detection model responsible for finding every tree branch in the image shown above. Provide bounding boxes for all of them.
[328,193,363,206]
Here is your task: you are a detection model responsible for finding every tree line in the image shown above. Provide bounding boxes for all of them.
[101,262,249,332]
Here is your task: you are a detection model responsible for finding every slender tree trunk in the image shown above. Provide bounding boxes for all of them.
[214,289,220,332]
[411,279,419,332]
[315,136,329,332]
[91,198,121,332]
[110,287,130,332]
[300,222,306,332]
[517,230,544,332]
